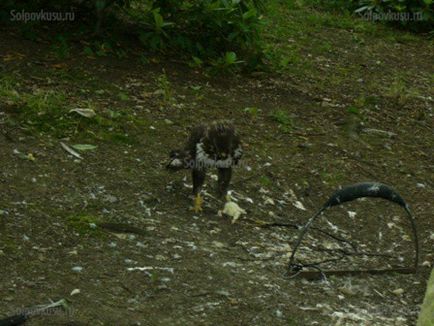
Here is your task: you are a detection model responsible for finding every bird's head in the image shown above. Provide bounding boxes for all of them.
[166,149,193,171]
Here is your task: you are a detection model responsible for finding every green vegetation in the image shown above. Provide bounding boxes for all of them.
[270,110,292,133]
[244,107,260,119]
[0,76,75,137]
[307,0,433,31]
[155,70,174,106]
[67,214,104,236]
[133,0,264,70]
[259,176,272,187]
[0,1,432,325]
[1,0,265,70]
[0,76,145,142]
[1,0,431,73]
[417,269,434,326]
[51,34,71,59]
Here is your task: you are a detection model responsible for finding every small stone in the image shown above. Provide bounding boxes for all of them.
[392,288,404,296]
[264,198,274,205]
[103,194,118,203]
[212,241,226,248]
[72,266,83,273]
[155,255,167,261]
[347,211,357,218]
[216,290,230,297]
[222,262,239,268]
[338,287,356,296]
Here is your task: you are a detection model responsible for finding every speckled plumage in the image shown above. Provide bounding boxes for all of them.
[167,120,242,202]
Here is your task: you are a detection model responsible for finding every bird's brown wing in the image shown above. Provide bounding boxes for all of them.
[203,121,239,158]
[231,131,242,164]
[185,123,207,158]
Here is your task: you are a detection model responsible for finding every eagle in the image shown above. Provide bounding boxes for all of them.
[167,120,243,213]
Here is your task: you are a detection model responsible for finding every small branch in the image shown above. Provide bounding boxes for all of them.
[97,222,147,236]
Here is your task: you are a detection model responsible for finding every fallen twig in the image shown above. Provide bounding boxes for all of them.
[97,222,147,236]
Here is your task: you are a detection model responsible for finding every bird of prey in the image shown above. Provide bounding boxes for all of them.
[167,120,243,213]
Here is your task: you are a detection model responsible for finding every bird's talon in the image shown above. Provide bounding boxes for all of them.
[191,194,203,213]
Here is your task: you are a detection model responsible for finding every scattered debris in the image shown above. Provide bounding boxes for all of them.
[347,211,357,218]
[60,142,82,159]
[264,198,275,205]
[292,200,306,211]
[392,288,404,296]
[69,108,96,118]
[71,144,97,151]
[127,266,174,273]
[218,201,246,224]
[361,128,397,138]
[13,149,35,161]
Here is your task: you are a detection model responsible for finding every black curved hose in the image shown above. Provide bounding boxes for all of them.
[288,182,419,273]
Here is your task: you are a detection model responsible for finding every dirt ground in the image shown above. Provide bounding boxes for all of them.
[0,14,433,326]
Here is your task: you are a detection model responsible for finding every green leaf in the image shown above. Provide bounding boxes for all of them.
[71,144,98,151]
[118,92,129,101]
[192,56,203,65]
[242,9,257,20]
[95,0,106,11]
[347,106,360,115]
[153,9,164,30]
[225,51,237,65]
[83,46,94,56]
